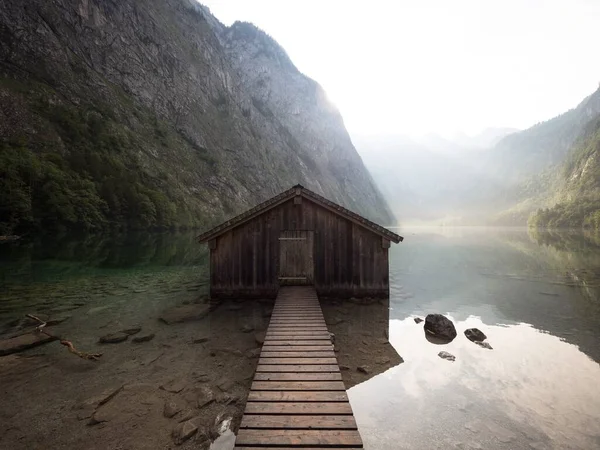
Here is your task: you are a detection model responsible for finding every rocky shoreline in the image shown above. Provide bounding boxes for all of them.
[0,268,272,449]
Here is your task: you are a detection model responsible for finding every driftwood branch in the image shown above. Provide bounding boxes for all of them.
[26,314,103,361]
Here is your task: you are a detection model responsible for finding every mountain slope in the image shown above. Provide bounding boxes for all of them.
[488,87,600,183]
[528,114,600,229]
[0,0,392,235]
[485,87,600,226]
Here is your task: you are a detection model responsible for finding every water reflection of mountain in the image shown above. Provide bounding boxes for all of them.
[387,228,600,365]
[321,297,403,389]
[0,232,208,285]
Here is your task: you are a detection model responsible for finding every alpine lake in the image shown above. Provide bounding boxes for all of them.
[0,227,599,450]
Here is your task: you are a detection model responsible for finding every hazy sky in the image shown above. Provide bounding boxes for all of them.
[202,0,600,138]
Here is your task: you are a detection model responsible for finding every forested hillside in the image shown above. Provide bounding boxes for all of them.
[484,87,600,227]
[0,0,392,235]
[528,114,600,229]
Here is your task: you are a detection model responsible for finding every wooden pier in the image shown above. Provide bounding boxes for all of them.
[235,286,364,449]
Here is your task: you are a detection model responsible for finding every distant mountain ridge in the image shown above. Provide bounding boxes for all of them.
[488,87,600,183]
[355,86,600,226]
[0,0,393,234]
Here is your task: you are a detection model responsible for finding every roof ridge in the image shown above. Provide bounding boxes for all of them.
[196,186,402,243]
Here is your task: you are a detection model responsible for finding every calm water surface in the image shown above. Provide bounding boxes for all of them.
[1,228,599,449]
[351,227,600,450]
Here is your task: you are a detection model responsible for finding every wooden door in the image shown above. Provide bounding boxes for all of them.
[278,230,314,285]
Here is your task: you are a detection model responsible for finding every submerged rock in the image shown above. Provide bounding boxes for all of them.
[464,328,487,342]
[357,365,370,374]
[160,379,187,394]
[240,324,254,333]
[159,304,211,324]
[132,333,155,343]
[172,420,198,445]
[87,408,114,426]
[121,326,142,335]
[76,384,124,420]
[164,400,183,418]
[245,348,261,359]
[0,332,57,356]
[196,385,216,409]
[99,332,128,344]
[424,314,457,342]
[254,332,266,345]
[414,317,424,324]
[438,351,456,361]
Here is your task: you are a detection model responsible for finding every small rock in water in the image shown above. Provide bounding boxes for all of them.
[329,332,335,344]
[159,304,211,324]
[245,348,261,359]
[438,351,456,361]
[164,400,183,418]
[121,326,142,335]
[197,385,216,408]
[424,314,457,342]
[193,336,209,344]
[375,356,391,365]
[464,328,487,342]
[87,408,113,426]
[339,364,350,371]
[99,332,129,344]
[475,341,493,350]
[172,420,198,445]
[254,332,266,345]
[357,365,370,374]
[160,379,187,394]
[218,379,235,392]
[0,332,57,356]
[240,324,254,333]
[132,333,155,343]
[177,409,196,423]
[76,384,124,420]
[414,317,424,324]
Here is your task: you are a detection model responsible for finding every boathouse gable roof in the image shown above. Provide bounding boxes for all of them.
[196,185,403,244]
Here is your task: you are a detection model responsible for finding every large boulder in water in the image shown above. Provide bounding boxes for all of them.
[424,314,457,342]
[464,328,487,342]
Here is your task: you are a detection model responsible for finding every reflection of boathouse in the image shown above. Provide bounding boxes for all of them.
[197,185,403,299]
[322,296,403,388]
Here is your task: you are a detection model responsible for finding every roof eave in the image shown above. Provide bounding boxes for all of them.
[196,186,403,244]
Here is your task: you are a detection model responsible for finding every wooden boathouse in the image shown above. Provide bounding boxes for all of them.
[197,185,403,299]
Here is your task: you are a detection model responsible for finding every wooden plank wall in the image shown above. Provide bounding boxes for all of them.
[235,286,363,449]
[210,198,389,299]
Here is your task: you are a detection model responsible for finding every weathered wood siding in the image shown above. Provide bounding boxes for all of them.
[210,198,389,299]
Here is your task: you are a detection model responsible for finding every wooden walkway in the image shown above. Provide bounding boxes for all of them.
[235,286,364,449]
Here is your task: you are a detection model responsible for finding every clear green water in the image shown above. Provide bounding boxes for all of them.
[1,228,599,449]
[0,231,209,331]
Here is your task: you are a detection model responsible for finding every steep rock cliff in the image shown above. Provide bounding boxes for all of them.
[0,0,393,233]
